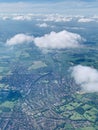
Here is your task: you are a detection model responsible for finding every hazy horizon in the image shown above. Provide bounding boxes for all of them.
[0,0,98,16]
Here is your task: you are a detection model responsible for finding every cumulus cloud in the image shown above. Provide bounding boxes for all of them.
[6,34,34,45]
[43,14,72,22]
[2,16,10,20]
[78,18,94,22]
[36,23,49,28]
[6,30,84,49]
[0,14,34,21]
[12,15,32,21]
[33,30,84,49]
[71,65,98,92]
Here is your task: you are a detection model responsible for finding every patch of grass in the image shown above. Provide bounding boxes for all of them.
[64,124,74,129]
[0,101,15,109]
[65,102,82,111]
[82,104,92,111]
[28,61,47,70]
[0,83,5,88]
[76,127,96,130]
[84,108,98,122]
[70,112,85,121]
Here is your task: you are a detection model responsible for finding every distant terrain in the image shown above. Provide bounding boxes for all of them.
[0,14,98,130]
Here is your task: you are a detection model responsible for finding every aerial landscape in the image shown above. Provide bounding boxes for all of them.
[0,0,98,130]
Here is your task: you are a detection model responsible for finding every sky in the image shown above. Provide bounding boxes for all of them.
[0,0,98,16]
[0,0,96,2]
[0,0,97,2]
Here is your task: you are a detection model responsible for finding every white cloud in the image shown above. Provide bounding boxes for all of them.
[37,23,49,28]
[33,30,84,49]
[78,18,94,22]
[6,30,84,49]
[0,13,34,21]
[43,14,72,22]
[65,27,85,30]
[12,15,32,21]
[2,16,10,20]
[6,34,34,45]
[71,65,98,92]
